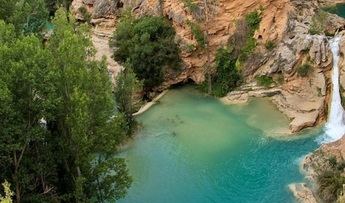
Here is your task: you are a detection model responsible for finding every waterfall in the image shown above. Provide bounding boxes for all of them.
[323,37,345,143]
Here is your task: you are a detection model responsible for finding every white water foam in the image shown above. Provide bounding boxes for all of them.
[322,37,345,143]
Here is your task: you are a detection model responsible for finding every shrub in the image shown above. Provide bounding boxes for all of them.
[245,10,262,32]
[265,40,276,50]
[240,37,257,60]
[182,43,196,53]
[188,21,206,48]
[78,6,91,23]
[309,11,327,35]
[317,170,345,203]
[182,0,204,20]
[182,0,198,14]
[210,47,241,97]
[256,75,274,87]
[297,63,312,77]
[227,10,262,65]
[111,15,180,91]
[315,156,345,203]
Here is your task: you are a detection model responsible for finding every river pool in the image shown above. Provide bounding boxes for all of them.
[119,87,322,203]
[324,3,345,18]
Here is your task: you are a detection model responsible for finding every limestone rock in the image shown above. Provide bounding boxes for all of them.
[324,14,345,36]
[271,45,296,74]
[92,0,120,18]
[308,36,328,65]
[70,0,344,134]
[221,83,281,105]
[71,0,123,83]
[289,112,319,133]
[289,183,317,203]
[337,33,345,96]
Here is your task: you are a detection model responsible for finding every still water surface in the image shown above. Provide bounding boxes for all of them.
[119,87,321,203]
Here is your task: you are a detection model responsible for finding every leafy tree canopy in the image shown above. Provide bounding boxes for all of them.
[0,0,49,34]
[0,8,131,203]
[111,15,180,91]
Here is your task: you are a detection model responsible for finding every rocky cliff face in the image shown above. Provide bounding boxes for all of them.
[71,0,345,133]
[71,0,293,85]
[70,2,345,201]
[223,0,345,133]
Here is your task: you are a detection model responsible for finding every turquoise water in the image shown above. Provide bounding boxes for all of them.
[119,87,321,203]
[324,4,345,18]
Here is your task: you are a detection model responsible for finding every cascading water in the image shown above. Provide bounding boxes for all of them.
[323,36,345,143]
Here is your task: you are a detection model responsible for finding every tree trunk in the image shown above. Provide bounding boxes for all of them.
[13,144,27,203]
[15,181,20,203]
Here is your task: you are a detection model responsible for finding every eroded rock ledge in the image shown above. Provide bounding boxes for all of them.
[222,0,345,133]
[70,0,345,133]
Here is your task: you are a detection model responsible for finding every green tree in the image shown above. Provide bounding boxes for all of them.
[0,0,16,22]
[45,8,131,202]
[111,15,180,91]
[114,66,143,135]
[45,0,73,16]
[0,8,132,202]
[211,47,240,97]
[3,0,49,34]
[0,21,54,202]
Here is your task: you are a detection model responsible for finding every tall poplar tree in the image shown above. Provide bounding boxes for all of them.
[45,8,131,202]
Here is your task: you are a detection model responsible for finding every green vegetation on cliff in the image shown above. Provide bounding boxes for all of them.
[0,8,131,202]
[297,63,312,77]
[256,75,274,87]
[188,21,206,48]
[316,157,345,202]
[238,10,261,62]
[209,47,241,97]
[309,11,328,35]
[111,14,181,91]
[202,10,261,97]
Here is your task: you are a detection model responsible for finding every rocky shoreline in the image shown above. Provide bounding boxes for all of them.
[289,135,345,203]
[68,1,345,202]
[289,183,318,203]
